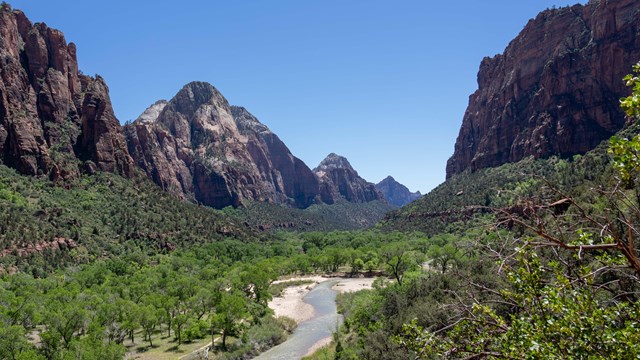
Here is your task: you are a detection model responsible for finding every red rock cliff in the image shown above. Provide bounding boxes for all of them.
[0,5,134,180]
[446,0,640,178]
[125,82,322,209]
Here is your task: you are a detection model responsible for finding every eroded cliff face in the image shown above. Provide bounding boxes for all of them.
[314,153,385,204]
[446,0,640,178]
[125,82,321,209]
[0,5,134,180]
[231,106,320,208]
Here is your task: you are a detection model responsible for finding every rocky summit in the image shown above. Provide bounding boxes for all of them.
[446,0,640,178]
[314,153,385,204]
[0,5,134,181]
[125,82,321,209]
[375,176,421,207]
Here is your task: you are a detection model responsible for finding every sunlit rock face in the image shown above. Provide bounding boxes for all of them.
[447,0,640,178]
[125,82,320,209]
[0,6,134,180]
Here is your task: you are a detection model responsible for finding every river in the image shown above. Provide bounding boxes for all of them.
[253,279,342,359]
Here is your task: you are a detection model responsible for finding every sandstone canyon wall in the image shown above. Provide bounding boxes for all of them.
[447,0,640,178]
[0,5,134,180]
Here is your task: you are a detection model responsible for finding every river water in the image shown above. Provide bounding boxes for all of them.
[253,279,342,360]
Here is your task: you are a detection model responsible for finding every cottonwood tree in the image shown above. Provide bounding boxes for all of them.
[382,244,422,285]
[211,291,248,350]
[138,305,159,347]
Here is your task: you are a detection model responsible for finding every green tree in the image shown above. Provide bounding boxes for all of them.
[324,247,348,272]
[212,291,248,350]
[139,305,159,347]
[0,325,44,360]
[173,312,190,345]
[41,289,87,350]
[427,243,463,274]
[382,244,420,285]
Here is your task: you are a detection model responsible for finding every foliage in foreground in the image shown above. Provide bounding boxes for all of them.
[336,63,640,359]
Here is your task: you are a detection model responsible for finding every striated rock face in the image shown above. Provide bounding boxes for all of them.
[313,153,385,204]
[447,0,640,178]
[375,176,422,207]
[125,82,320,209]
[0,5,134,180]
[230,105,319,208]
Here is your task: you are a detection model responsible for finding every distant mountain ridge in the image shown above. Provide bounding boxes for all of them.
[313,153,386,204]
[375,176,421,207]
[446,0,640,178]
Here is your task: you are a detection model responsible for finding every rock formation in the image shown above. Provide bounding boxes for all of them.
[0,5,134,180]
[231,105,319,208]
[314,153,385,204]
[0,4,391,211]
[375,176,421,207]
[125,82,320,209]
[446,0,640,178]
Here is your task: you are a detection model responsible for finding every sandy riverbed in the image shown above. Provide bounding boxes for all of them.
[269,276,327,323]
[269,276,376,324]
[268,276,377,358]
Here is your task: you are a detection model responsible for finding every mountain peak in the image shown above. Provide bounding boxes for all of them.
[375,177,421,207]
[313,154,385,204]
[315,153,354,172]
[169,81,229,119]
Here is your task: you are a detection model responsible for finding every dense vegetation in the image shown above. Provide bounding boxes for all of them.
[224,199,397,232]
[0,163,396,277]
[0,167,253,276]
[328,63,640,359]
[379,146,613,235]
[0,228,436,359]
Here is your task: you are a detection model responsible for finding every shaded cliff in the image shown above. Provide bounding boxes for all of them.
[0,5,134,180]
[447,0,640,178]
[314,153,385,204]
[375,176,422,207]
[125,82,320,209]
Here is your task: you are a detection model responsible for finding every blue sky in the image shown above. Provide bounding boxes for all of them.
[10,0,586,194]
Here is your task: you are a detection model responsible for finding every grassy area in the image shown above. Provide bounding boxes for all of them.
[269,279,315,297]
[302,342,336,360]
[124,327,215,360]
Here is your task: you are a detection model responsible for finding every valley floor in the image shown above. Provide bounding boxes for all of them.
[268,275,376,358]
[269,275,376,324]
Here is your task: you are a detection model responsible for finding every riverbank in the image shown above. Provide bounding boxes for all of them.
[265,275,377,359]
[269,276,327,323]
[268,276,376,325]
